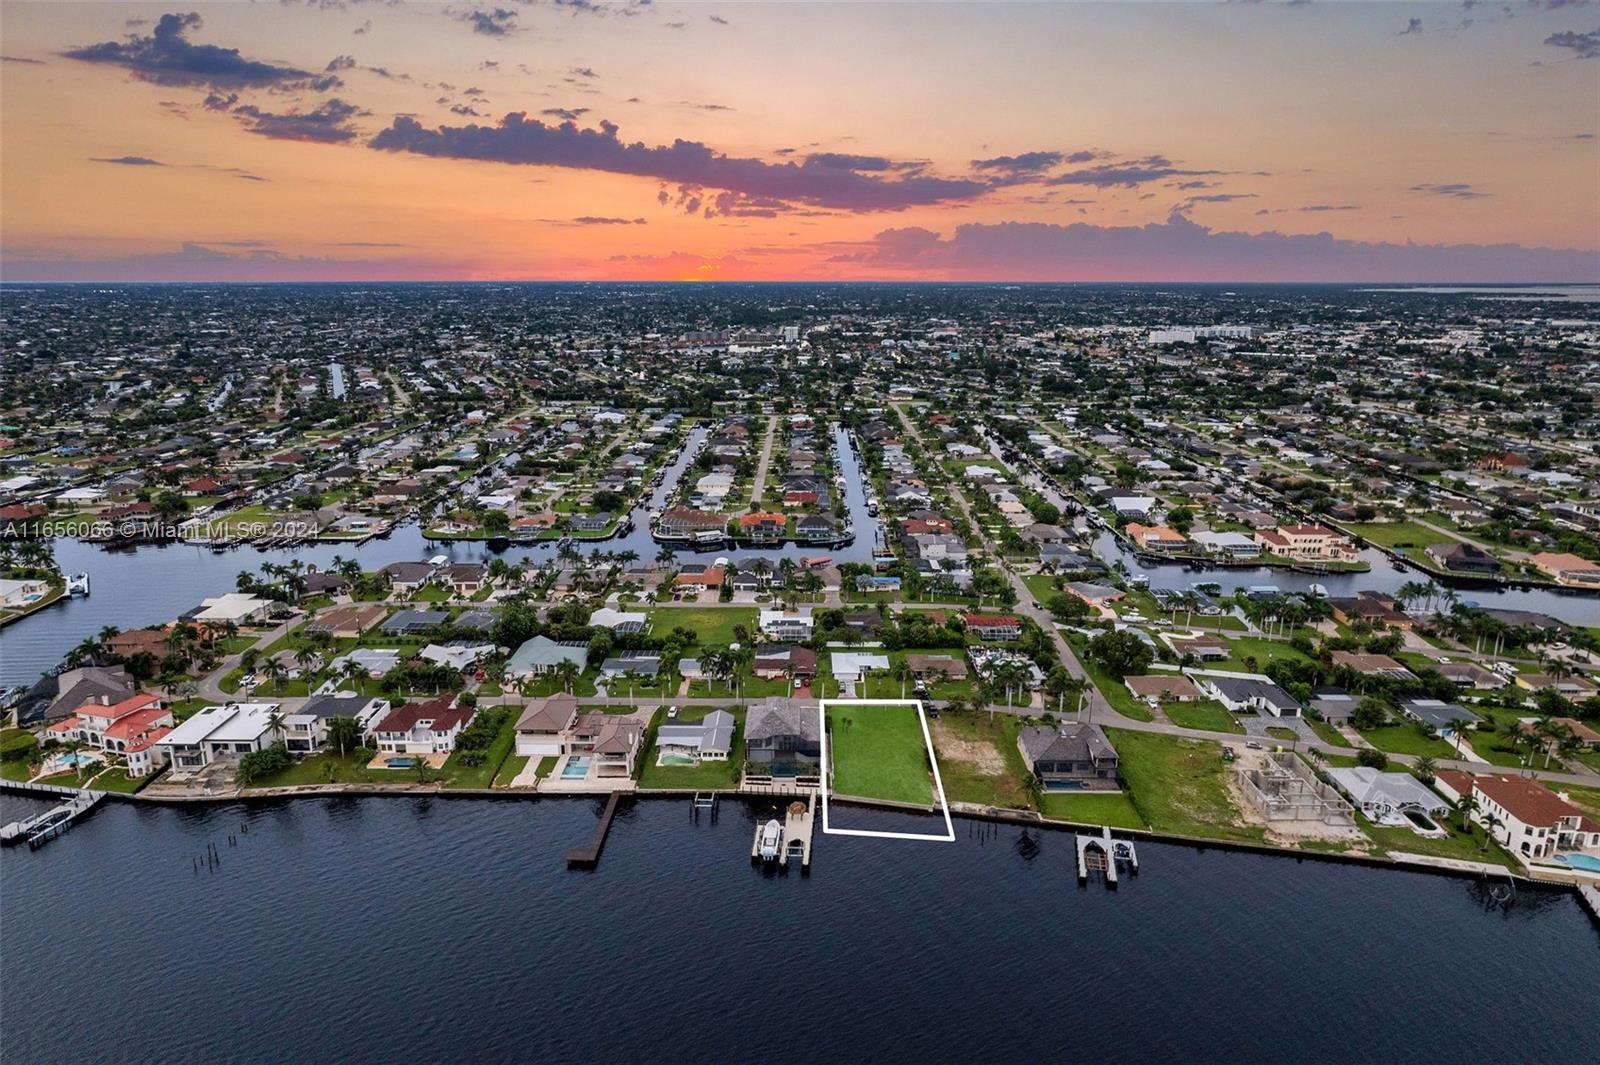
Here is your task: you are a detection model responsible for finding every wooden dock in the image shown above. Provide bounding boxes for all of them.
[566,792,622,868]
[780,794,815,870]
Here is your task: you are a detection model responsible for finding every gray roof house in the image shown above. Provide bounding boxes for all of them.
[1326,767,1450,823]
[600,652,662,679]
[655,709,736,763]
[745,697,821,768]
[1200,676,1303,718]
[1017,722,1120,788]
[1398,698,1481,731]
[381,609,449,635]
[507,635,590,678]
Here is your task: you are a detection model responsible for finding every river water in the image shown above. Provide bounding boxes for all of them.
[0,795,1593,1064]
[0,424,882,688]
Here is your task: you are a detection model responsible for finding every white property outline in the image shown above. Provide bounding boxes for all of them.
[818,698,956,843]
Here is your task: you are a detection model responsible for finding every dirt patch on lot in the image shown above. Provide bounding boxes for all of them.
[931,720,1006,775]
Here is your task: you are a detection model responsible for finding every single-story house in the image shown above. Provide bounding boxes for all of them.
[1124,674,1202,704]
[1200,676,1302,717]
[655,709,736,763]
[380,609,449,636]
[507,635,590,678]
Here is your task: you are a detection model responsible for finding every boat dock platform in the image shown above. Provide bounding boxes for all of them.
[750,794,816,869]
[0,787,107,850]
[781,794,815,869]
[1076,826,1138,888]
[566,792,622,869]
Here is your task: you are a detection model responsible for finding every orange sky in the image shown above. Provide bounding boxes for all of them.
[1,1,1596,281]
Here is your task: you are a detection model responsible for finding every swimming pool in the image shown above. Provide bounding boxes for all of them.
[385,758,417,769]
[561,756,592,780]
[656,753,696,767]
[1554,853,1600,873]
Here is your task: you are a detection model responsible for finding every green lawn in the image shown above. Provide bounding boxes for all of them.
[247,752,394,787]
[1038,791,1147,830]
[1344,521,1457,550]
[1358,725,1460,759]
[85,768,154,794]
[1068,635,1154,723]
[646,607,758,649]
[1106,728,1266,843]
[1209,635,1315,673]
[638,707,746,790]
[826,703,935,804]
[688,674,791,699]
[442,709,520,789]
[1164,700,1244,734]
[1306,717,1352,748]
[928,712,1030,809]
[494,755,531,787]
[1362,821,1512,866]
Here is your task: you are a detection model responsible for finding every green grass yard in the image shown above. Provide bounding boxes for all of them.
[826,702,935,805]
[646,606,757,649]
[1106,728,1266,843]
[1038,791,1146,830]
[1164,700,1244,734]
[928,712,1030,809]
[1358,725,1460,759]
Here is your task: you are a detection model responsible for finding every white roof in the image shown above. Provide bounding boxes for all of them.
[160,702,280,746]
[589,607,648,629]
[831,652,890,678]
[194,592,270,622]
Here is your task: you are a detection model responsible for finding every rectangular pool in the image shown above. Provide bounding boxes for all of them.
[561,756,592,780]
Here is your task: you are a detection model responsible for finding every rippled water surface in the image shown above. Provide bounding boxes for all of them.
[2,796,1595,1064]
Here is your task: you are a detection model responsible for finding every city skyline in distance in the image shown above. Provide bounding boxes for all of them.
[2,1,1597,283]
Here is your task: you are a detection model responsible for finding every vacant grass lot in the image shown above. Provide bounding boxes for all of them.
[1345,521,1457,550]
[1164,700,1244,734]
[827,703,934,805]
[1107,728,1266,843]
[646,607,757,648]
[929,713,1029,809]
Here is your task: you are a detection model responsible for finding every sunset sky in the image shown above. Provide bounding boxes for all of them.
[2,1,1596,282]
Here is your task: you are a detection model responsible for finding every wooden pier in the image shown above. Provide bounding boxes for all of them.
[0,788,107,850]
[780,794,815,869]
[566,792,622,868]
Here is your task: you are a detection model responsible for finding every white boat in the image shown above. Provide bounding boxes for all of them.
[758,819,782,861]
[65,573,91,597]
[1308,583,1329,598]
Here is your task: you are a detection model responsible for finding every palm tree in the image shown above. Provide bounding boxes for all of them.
[1480,812,1503,853]
[265,709,286,746]
[891,659,911,700]
[1415,755,1438,784]
[1454,792,1479,833]
[262,657,288,694]
[554,658,581,695]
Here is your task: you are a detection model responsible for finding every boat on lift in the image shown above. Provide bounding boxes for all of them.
[65,573,91,597]
[758,819,782,861]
